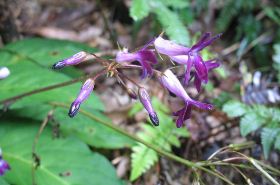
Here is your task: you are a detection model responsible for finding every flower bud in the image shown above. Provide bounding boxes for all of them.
[127,88,137,100]
[138,88,159,126]
[53,51,88,69]
[68,79,95,118]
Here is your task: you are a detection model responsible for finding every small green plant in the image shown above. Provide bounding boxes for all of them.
[223,100,280,159]
[129,98,189,181]
[129,0,190,45]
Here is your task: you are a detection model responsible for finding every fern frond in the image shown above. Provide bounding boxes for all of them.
[130,98,189,181]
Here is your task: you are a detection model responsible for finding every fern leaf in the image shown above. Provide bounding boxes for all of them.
[240,111,265,136]
[152,2,190,45]
[129,98,189,181]
[130,144,158,181]
[130,0,151,21]
[222,100,248,118]
[261,128,280,159]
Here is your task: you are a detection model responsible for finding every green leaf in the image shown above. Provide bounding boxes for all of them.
[222,100,248,118]
[0,177,10,185]
[0,38,134,149]
[130,144,158,181]
[152,2,190,45]
[261,128,280,159]
[240,112,265,136]
[0,38,103,110]
[158,0,189,9]
[0,120,124,185]
[130,0,151,21]
[5,105,135,149]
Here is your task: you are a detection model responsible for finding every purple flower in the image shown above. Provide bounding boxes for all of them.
[116,46,158,79]
[53,51,88,69]
[138,87,159,126]
[159,69,213,128]
[0,149,10,176]
[69,79,95,117]
[154,33,221,91]
[194,59,220,92]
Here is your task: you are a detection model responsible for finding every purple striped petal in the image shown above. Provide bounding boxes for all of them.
[154,37,190,56]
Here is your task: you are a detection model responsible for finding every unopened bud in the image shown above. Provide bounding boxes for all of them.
[127,88,137,99]
[53,51,88,69]
[138,87,159,126]
[68,79,95,118]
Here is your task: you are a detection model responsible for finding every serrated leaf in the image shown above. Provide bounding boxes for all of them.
[222,100,248,118]
[152,2,190,45]
[130,144,158,181]
[130,0,151,21]
[240,112,265,136]
[261,128,280,159]
[0,120,124,185]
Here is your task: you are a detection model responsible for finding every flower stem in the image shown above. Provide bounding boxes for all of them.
[50,101,234,185]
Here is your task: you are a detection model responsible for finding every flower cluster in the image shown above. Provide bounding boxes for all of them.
[0,148,10,176]
[52,32,221,128]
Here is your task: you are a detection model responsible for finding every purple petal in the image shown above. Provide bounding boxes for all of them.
[193,55,208,83]
[159,69,192,101]
[140,60,153,78]
[170,55,189,65]
[205,59,220,70]
[138,50,158,64]
[191,32,211,50]
[194,73,202,93]
[192,33,222,52]
[154,37,190,56]
[116,51,137,63]
[53,51,87,69]
[189,100,213,110]
[175,105,192,128]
